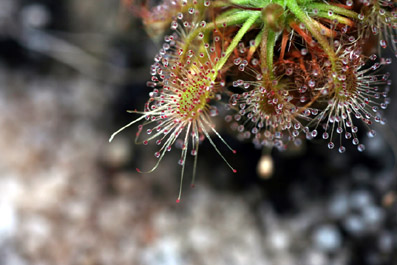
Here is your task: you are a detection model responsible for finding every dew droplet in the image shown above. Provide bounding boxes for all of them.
[345,132,352,139]
[338,146,346,153]
[380,39,387,48]
[311,130,318,137]
[328,142,335,149]
[368,130,376,137]
[357,144,365,152]
[234,58,242,65]
[171,21,178,30]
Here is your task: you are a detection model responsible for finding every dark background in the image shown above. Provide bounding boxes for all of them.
[0,0,395,264]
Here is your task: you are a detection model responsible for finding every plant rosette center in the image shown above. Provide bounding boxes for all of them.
[175,70,214,119]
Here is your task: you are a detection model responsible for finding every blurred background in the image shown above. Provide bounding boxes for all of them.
[0,0,396,264]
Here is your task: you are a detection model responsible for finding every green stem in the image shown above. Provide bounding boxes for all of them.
[212,11,261,75]
[215,8,245,21]
[249,28,264,55]
[181,11,255,62]
[315,11,355,25]
[286,0,337,72]
[306,3,358,19]
[260,28,277,80]
[297,0,315,5]
[229,0,264,8]
[212,1,229,8]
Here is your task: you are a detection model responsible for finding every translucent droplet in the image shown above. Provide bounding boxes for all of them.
[345,132,352,139]
[368,130,376,137]
[357,144,365,152]
[311,130,318,137]
[328,142,335,149]
[380,39,387,48]
[234,58,242,65]
[210,106,219,117]
[171,21,178,30]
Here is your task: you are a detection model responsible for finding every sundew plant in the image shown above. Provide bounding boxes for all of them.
[111,0,395,202]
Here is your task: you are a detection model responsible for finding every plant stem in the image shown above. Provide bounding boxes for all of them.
[247,29,264,60]
[260,28,277,80]
[181,11,255,62]
[306,3,358,19]
[315,11,355,26]
[212,11,261,75]
[229,0,264,8]
[286,0,337,72]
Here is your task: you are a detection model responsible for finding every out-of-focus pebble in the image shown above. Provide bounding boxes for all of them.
[20,4,50,28]
[312,224,342,252]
